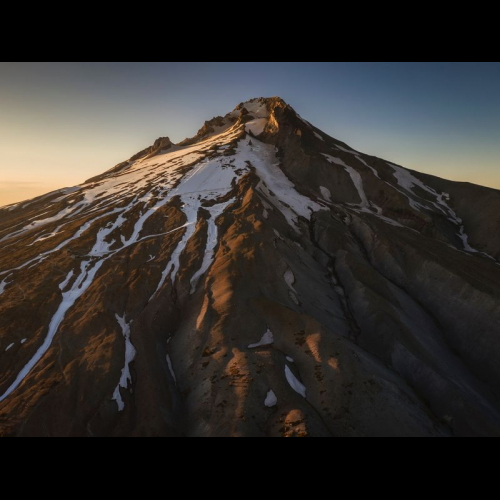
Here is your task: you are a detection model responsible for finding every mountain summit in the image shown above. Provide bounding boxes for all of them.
[1,97,500,437]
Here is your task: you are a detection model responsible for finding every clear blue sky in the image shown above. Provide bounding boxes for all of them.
[1,62,499,205]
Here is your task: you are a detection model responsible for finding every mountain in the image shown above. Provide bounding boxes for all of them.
[1,97,500,437]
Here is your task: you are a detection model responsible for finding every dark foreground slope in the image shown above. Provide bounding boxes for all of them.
[1,97,499,437]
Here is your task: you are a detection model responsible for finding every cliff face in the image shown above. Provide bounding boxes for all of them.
[1,97,500,437]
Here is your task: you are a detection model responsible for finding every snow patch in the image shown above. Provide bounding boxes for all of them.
[285,365,307,398]
[0,276,12,297]
[265,390,278,408]
[323,154,369,208]
[343,164,370,207]
[166,355,177,385]
[455,226,494,259]
[246,118,268,136]
[242,99,269,118]
[289,291,300,306]
[59,270,74,291]
[458,228,476,253]
[284,269,297,292]
[320,186,332,202]
[248,328,274,349]
[388,163,444,213]
[355,156,380,179]
[112,314,137,412]
[5,343,14,352]
[334,144,357,154]
[313,131,324,141]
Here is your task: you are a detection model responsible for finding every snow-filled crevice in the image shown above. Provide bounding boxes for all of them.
[355,155,381,179]
[112,314,137,412]
[322,154,406,229]
[166,355,177,385]
[241,139,324,231]
[0,275,12,297]
[322,154,370,209]
[190,198,234,294]
[150,206,199,301]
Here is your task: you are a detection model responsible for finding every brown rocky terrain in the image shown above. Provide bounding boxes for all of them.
[1,97,499,437]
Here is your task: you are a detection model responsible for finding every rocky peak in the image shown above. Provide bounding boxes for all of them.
[129,136,174,162]
[152,136,173,151]
[176,97,294,148]
[178,116,228,147]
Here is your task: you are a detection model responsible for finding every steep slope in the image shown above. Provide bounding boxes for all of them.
[1,97,500,437]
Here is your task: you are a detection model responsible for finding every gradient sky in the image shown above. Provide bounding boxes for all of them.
[1,62,499,206]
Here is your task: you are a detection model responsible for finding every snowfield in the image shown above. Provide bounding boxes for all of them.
[248,328,275,349]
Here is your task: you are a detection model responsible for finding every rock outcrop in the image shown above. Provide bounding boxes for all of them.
[130,136,174,161]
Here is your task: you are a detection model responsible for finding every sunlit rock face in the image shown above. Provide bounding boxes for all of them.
[1,97,500,437]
